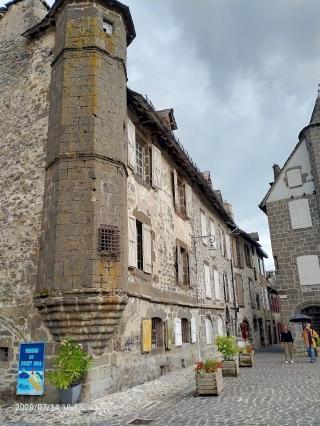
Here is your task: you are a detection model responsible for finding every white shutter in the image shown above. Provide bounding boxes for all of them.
[209,220,217,249]
[191,318,197,343]
[205,318,212,345]
[201,211,207,245]
[152,145,161,189]
[128,216,137,268]
[265,288,270,310]
[219,228,225,255]
[185,183,193,219]
[297,255,320,286]
[214,270,220,300]
[228,276,233,302]
[204,264,212,298]
[127,118,136,170]
[226,235,232,259]
[217,317,223,336]
[287,168,302,188]
[288,199,312,229]
[143,224,152,274]
[174,318,182,346]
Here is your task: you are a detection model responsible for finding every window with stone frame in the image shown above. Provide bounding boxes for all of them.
[244,244,252,267]
[128,216,152,274]
[151,317,164,349]
[176,242,190,286]
[136,220,143,270]
[171,170,193,219]
[181,318,191,343]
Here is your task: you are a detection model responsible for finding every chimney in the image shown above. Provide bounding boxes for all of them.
[273,164,281,181]
[202,171,212,187]
[156,109,177,131]
[223,202,234,220]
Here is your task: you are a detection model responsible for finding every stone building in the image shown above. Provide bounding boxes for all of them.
[0,0,270,401]
[260,89,320,344]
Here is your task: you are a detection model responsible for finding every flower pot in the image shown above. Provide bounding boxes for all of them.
[222,359,239,377]
[239,353,253,367]
[195,368,224,395]
[59,384,81,405]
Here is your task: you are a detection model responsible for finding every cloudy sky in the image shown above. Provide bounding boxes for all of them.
[2,0,320,269]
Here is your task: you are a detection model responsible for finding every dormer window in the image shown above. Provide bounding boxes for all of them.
[103,20,113,35]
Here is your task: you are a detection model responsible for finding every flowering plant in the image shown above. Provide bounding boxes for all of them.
[216,336,239,360]
[238,343,254,354]
[195,359,223,376]
[47,338,92,390]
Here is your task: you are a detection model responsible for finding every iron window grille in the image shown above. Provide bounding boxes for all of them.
[99,225,120,258]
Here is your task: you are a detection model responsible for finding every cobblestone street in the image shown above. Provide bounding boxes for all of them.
[2,347,320,426]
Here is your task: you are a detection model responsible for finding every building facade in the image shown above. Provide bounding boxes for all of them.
[260,90,320,344]
[1,0,271,401]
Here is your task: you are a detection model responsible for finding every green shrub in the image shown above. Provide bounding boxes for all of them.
[47,338,92,390]
[216,335,239,361]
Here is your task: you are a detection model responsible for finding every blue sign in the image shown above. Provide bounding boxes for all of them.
[17,342,45,396]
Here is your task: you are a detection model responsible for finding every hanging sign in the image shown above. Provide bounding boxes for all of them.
[16,342,45,395]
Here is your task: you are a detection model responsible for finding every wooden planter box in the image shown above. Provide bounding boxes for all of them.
[239,353,253,367]
[195,368,224,395]
[222,359,239,377]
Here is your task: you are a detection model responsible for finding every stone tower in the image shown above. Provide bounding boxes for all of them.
[34,0,135,354]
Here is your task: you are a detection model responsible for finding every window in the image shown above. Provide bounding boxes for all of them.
[181,319,191,343]
[205,318,213,345]
[176,243,190,285]
[136,141,145,179]
[99,225,120,258]
[288,199,312,229]
[253,316,258,332]
[235,275,244,306]
[258,257,265,276]
[151,318,164,349]
[297,255,320,286]
[253,267,257,281]
[244,244,252,267]
[249,279,255,308]
[213,270,220,300]
[204,264,212,298]
[274,256,279,271]
[256,294,261,310]
[172,170,192,218]
[0,347,8,363]
[209,220,217,249]
[287,168,302,188]
[103,20,113,35]
[200,211,207,245]
[128,217,152,273]
[174,318,182,346]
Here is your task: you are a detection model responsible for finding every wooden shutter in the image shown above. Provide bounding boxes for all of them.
[152,145,162,189]
[226,235,232,259]
[174,318,182,346]
[172,169,179,211]
[128,216,137,268]
[228,276,233,301]
[209,220,217,249]
[141,319,152,353]
[201,211,207,245]
[165,319,173,350]
[185,183,193,219]
[127,118,136,170]
[191,318,197,343]
[204,264,212,298]
[176,244,183,284]
[236,275,244,306]
[217,317,223,336]
[142,224,152,274]
[288,199,312,229]
[232,238,238,266]
[214,270,220,300]
[205,318,212,345]
[297,255,320,286]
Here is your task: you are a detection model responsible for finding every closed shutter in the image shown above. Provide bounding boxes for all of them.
[176,245,183,284]
[287,168,302,188]
[174,318,182,346]
[142,224,152,274]
[128,216,137,268]
[205,318,212,345]
[265,289,270,310]
[214,270,220,300]
[209,220,217,249]
[217,317,223,336]
[297,255,320,286]
[127,118,136,170]
[288,199,312,229]
[236,275,244,306]
[226,235,232,259]
[141,319,152,353]
[204,264,212,298]
[172,169,179,211]
[232,238,238,266]
[228,276,233,301]
[185,183,193,219]
[165,319,173,350]
[191,318,197,343]
[201,211,207,245]
[152,145,162,189]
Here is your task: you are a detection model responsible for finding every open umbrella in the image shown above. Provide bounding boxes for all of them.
[289,314,312,323]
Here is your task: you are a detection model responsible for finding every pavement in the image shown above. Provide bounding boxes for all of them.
[1,346,320,425]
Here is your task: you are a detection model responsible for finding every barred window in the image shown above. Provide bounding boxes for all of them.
[151,318,164,349]
[99,225,120,258]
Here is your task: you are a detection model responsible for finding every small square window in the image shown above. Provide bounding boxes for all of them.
[0,347,9,363]
[103,20,113,35]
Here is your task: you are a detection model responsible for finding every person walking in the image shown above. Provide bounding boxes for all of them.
[280,324,294,364]
[302,323,319,363]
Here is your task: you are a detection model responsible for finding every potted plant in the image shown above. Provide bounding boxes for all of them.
[239,343,254,367]
[47,338,92,405]
[216,335,239,377]
[194,359,224,395]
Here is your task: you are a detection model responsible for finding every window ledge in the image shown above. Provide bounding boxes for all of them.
[175,210,189,221]
[130,267,152,282]
[133,174,152,190]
